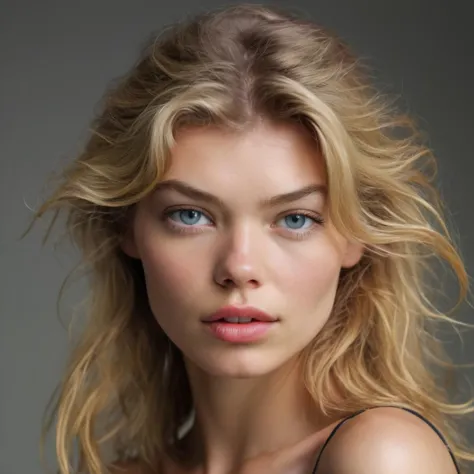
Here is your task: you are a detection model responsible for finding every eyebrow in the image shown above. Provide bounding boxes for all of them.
[153,179,326,208]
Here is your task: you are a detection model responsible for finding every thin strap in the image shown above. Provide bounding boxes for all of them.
[399,407,460,473]
[311,406,460,474]
[311,409,366,473]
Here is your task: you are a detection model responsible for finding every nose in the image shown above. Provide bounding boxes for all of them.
[213,223,264,290]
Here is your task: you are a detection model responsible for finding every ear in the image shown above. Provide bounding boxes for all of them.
[341,240,364,269]
[120,228,141,259]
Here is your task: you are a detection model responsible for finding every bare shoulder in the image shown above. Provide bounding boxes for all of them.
[316,407,458,474]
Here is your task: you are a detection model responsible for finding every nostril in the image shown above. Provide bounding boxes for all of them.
[214,271,262,289]
[219,278,259,289]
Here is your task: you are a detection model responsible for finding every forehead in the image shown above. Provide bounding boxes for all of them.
[163,121,326,190]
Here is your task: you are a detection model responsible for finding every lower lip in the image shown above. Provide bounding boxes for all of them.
[204,321,276,343]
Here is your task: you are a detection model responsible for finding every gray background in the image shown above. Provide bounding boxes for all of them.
[1,1,473,473]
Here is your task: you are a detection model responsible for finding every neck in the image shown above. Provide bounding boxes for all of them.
[179,355,327,474]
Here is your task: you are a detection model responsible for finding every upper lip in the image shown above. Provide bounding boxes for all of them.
[202,305,279,323]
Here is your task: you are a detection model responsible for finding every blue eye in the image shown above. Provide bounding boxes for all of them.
[279,214,315,230]
[168,209,211,226]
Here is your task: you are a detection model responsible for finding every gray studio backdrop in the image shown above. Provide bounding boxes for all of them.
[1,1,473,473]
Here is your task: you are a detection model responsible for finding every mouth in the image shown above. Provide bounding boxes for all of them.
[213,316,260,324]
[202,306,278,343]
[202,305,279,324]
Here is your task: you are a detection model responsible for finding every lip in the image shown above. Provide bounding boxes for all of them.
[202,305,279,323]
[202,305,279,343]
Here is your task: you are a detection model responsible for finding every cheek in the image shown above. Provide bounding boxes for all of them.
[274,241,343,342]
[133,221,207,314]
[285,262,340,353]
[139,246,207,341]
[140,244,203,305]
[278,243,342,303]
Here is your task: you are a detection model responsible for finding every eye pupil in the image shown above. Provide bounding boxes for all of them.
[285,214,306,229]
[180,210,201,225]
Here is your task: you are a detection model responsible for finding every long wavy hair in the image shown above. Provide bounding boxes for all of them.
[29,3,474,473]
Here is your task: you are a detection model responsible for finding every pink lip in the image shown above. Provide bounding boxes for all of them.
[202,306,279,343]
[202,305,279,323]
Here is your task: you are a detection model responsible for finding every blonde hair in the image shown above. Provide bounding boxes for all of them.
[29,3,474,473]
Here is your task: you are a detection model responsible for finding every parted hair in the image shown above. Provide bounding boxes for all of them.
[31,4,473,474]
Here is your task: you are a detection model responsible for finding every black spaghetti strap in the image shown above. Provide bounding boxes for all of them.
[311,409,366,473]
[398,407,461,473]
[311,406,460,474]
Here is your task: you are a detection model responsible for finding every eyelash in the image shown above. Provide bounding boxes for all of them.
[162,207,324,239]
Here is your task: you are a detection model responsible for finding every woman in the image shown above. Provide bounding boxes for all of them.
[31,3,473,474]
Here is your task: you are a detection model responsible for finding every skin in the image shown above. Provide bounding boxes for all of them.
[121,120,457,474]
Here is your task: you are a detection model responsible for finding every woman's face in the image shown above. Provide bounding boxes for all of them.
[123,120,362,377]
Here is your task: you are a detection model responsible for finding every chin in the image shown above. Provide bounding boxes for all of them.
[186,346,295,379]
